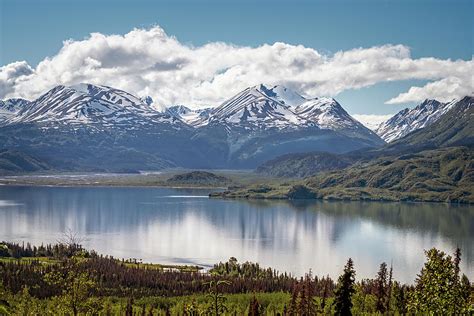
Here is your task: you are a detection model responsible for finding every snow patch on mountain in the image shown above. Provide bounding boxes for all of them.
[352,114,394,131]
[376,99,457,142]
[0,98,31,123]
[263,84,306,107]
[165,105,212,127]
[294,97,363,130]
[207,84,375,136]
[209,84,309,129]
[3,84,182,129]
[1,82,383,145]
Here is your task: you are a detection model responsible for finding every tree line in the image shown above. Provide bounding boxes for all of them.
[0,241,472,315]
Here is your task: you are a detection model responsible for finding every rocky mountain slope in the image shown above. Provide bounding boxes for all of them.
[256,152,351,178]
[0,149,49,175]
[0,98,30,123]
[385,96,473,152]
[194,84,384,167]
[165,105,212,127]
[254,97,473,178]
[5,84,182,128]
[376,99,457,142]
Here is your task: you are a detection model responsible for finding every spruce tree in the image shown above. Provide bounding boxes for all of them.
[375,262,388,313]
[301,273,317,316]
[386,264,393,313]
[333,258,356,316]
[288,284,299,316]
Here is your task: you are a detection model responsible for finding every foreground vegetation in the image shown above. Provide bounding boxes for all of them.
[212,147,474,204]
[0,241,472,315]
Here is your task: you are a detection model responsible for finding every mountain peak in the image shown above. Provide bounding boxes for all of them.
[140,96,154,106]
[165,105,212,127]
[421,98,441,105]
[208,84,376,137]
[376,98,456,142]
[249,84,306,107]
[4,83,182,128]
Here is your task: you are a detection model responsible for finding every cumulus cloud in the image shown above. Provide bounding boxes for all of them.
[386,75,473,104]
[0,61,34,98]
[1,25,472,107]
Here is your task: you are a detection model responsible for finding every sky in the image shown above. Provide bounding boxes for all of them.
[0,0,472,124]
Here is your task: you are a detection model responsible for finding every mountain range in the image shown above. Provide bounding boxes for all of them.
[376,99,457,142]
[214,97,474,203]
[0,83,384,172]
[256,96,473,177]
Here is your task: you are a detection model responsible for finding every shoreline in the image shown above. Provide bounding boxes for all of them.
[209,190,474,205]
[0,181,228,190]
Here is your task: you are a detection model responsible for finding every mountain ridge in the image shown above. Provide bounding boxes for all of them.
[254,96,473,178]
[376,98,457,142]
[0,82,384,171]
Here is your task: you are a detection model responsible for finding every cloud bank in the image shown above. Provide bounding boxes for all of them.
[1,26,472,108]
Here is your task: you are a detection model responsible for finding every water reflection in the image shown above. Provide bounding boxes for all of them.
[0,186,472,283]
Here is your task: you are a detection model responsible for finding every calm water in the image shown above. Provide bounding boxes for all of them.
[0,185,472,283]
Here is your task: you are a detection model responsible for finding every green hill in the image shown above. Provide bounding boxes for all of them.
[212,146,474,203]
[0,150,49,175]
[256,152,351,178]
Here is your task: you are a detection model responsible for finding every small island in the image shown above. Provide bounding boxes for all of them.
[165,171,232,188]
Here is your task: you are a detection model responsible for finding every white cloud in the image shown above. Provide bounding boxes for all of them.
[0,26,472,107]
[0,61,34,98]
[386,75,474,104]
[352,114,394,131]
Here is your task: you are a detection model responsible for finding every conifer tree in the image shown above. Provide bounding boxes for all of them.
[333,258,356,316]
[386,264,393,313]
[375,262,388,313]
[288,284,299,316]
[301,273,317,316]
[393,282,407,315]
[320,280,329,314]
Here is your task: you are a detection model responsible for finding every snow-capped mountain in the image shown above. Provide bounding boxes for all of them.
[376,99,457,142]
[165,105,212,127]
[4,84,182,129]
[0,98,30,112]
[258,84,306,107]
[208,84,378,138]
[0,98,30,122]
[209,84,308,129]
[295,97,365,130]
[0,82,385,170]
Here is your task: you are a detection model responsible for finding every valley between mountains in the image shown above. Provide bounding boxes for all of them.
[1,83,472,203]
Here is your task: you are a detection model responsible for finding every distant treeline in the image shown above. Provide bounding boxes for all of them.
[0,241,472,315]
[0,241,90,259]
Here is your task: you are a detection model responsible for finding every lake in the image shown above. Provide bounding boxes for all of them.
[0,185,472,283]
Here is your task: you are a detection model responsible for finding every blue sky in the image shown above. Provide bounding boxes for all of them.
[1,0,472,118]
